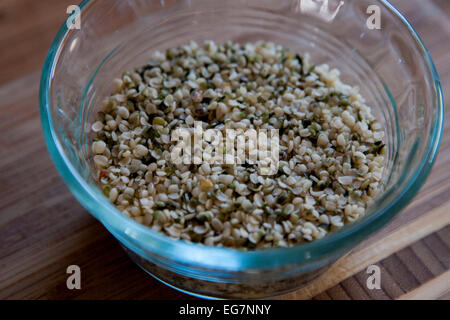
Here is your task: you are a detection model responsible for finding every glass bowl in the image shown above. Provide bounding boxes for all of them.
[40,0,444,299]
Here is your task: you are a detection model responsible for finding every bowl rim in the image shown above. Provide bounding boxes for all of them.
[39,0,444,271]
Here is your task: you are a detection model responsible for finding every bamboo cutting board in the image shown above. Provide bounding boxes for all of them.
[0,0,448,300]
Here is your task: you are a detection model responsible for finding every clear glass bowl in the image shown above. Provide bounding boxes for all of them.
[40,0,444,299]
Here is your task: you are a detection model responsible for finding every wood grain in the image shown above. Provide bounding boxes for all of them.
[0,0,75,85]
[397,270,450,300]
[283,202,450,299]
[0,0,449,300]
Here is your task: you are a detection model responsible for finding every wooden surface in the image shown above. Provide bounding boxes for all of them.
[0,0,449,300]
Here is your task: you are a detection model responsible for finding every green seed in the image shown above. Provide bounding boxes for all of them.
[153,117,166,126]
[103,186,111,197]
